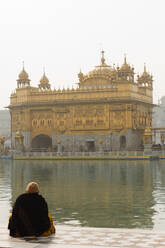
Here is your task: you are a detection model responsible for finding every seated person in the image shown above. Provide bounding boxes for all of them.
[8,182,55,237]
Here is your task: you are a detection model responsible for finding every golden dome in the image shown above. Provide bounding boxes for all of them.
[18,66,29,80]
[87,51,114,78]
[141,64,151,77]
[77,51,118,88]
[38,71,51,90]
[87,65,113,78]
[17,63,30,88]
[120,56,131,71]
[40,72,49,85]
[138,64,152,81]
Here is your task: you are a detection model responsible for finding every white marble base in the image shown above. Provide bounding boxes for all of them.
[1,225,165,248]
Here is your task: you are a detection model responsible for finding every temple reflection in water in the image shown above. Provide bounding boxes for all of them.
[9,160,156,228]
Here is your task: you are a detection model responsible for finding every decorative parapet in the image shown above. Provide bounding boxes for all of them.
[9,82,153,107]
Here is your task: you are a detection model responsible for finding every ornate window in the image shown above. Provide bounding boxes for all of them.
[40,120,44,126]
[76,120,82,126]
[97,120,104,125]
[32,120,37,126]
[86,120,93,125]
[48,119,52,126]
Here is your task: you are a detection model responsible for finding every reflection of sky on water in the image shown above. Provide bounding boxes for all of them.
[1,159,165,229]
[151,161,165,230]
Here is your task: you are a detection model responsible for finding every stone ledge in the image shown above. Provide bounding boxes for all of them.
[1,225,165,247]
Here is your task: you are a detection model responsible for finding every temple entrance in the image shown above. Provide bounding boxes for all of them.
[32,134,52,150]
[120,135,126,150]
[86,139,95,152]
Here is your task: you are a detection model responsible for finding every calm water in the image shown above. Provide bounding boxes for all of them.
[1,159,165,229]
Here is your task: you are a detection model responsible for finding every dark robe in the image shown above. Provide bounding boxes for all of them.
[8,193,50,237]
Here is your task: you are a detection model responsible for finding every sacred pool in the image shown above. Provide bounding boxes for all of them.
[1,159,165,230]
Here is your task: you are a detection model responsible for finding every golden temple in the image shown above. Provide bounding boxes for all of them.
[8,52,153,152]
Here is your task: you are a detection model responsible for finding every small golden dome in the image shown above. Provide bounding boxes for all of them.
[120,56,131,71]
[17,63,30,88]
[18,67,29,80]
[138,64,152,81]
[38,71,51,90]
[141,64,150,77]
[78,70,84,82]
[40,72,49,84]
[120,63,130,71]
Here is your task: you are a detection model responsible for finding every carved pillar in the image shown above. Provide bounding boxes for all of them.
[161,134,165,152]
[99,138,103,152]
[161,134,164,145]
[15,131,24,152]
[143,128,152,155]
[57,140,62,153]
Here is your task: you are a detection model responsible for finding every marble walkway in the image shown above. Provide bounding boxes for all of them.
[1,225,165,248]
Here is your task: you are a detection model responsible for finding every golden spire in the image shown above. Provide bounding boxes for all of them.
[78,69,83,75]
[124,54,127,64]
[142,63,150,77]
[18,62,29,80]
[101,50,105,65]
[120,54,131,72]
[78,69,84,82]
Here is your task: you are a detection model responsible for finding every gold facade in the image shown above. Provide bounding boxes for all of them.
[8,52,153,151]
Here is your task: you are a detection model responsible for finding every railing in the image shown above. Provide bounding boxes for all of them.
[13,150,147,157]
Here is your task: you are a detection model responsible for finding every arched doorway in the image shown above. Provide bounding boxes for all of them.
[32,134,52,150]
[86,140,95,152]
[120,135,126,150]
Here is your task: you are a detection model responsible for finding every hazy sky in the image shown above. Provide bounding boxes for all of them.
[0,0,164,109]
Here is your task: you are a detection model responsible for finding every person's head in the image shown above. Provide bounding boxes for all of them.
[25,182,39,194]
